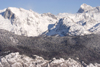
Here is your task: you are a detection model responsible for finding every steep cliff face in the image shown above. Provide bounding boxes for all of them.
[3,8,16,19]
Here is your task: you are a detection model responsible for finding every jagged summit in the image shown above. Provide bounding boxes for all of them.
[77,3,100,13]
[4,7,16,19]
[77,3,93,13]
[80,3,92,9]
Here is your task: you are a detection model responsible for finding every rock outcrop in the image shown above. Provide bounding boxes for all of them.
[0,52,100,67]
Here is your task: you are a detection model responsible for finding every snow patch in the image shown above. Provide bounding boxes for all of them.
[0,52,100,67]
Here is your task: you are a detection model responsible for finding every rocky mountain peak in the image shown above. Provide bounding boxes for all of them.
[3,7,16,19]
[77,3,93,13]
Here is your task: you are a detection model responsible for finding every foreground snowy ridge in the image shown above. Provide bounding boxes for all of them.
[0,52,100,67]
[0,3,100,37]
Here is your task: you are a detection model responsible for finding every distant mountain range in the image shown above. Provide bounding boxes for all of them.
[0,4,100,37]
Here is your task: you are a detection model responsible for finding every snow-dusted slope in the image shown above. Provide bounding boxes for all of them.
[78,3,100,13]
[0,52,100,67]
[0,7,57,36]
[0,4,100,37]
[44,4,100,36]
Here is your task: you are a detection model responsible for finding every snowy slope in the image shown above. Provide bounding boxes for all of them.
[78,3,100,13]
[1,52,100,67]
[44,4,100,36]
[0,7,57,36]
[0,4,100,37]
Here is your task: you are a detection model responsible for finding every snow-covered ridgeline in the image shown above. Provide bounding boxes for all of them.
[0,7,57,36]
[0,52,100,67]
[0,4,100,37]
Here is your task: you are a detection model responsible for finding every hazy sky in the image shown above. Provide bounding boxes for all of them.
[0,0,100,14]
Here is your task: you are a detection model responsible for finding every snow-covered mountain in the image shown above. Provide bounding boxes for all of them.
[45,4,100,36]
[0,4,100,37]
[77,3,100,13]
[0,7,57,36]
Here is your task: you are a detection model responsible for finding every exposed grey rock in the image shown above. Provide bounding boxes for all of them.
[42,12,57,19]
[3,8,16,19]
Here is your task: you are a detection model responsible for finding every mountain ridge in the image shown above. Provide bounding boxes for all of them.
[78,3,100,13]
[0,4,100,37]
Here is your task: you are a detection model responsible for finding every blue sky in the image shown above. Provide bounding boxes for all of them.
[0,0,100,14]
